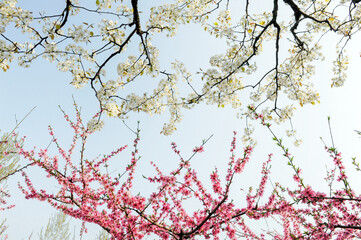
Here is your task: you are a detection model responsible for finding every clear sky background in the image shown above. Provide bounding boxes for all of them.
[1,1,361,239]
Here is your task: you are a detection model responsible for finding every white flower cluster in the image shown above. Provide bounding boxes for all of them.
[331,49,348,88]
[148,0,215,37]
[294,139,302,147]
[1,0,357,134]
[99,19,125,45]
[104,102,120,117]
[68,25,92,43]
[87,119,104,132]
[43,42,57,62]
[286,129,296,137]
[286,129,303,146]
[241,124,257,146]
[274,105,295,124]
[204,10,235,39]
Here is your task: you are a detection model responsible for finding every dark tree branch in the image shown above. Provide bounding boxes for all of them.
[334,225,361,230]
[131,0,142,35]
[55,0,72,34]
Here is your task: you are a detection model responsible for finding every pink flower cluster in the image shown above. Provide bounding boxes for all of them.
[15,111,284,239]
[13,107,361,239]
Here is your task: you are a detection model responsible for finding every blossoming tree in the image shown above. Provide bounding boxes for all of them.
[10,105,361,239]
[1,0,359,134]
